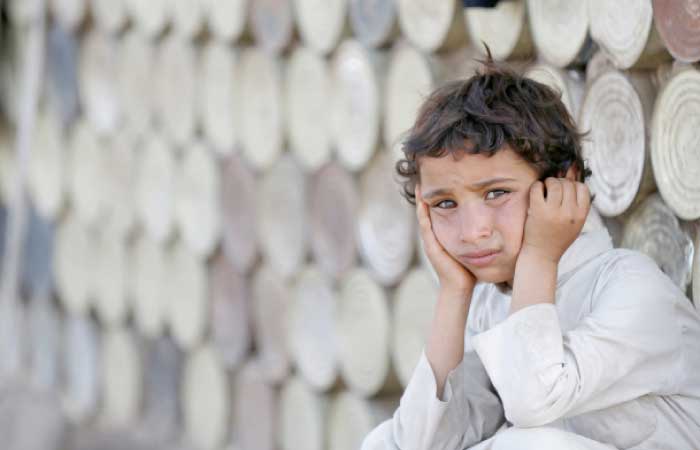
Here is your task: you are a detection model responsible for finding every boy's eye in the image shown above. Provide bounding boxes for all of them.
[485,189,510,200]
[433,199,456,209]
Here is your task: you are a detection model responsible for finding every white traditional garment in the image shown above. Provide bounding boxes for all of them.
[362,227,700,450]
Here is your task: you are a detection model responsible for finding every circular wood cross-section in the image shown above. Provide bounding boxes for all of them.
[136,134,176,244]
[279,376,326,450]
[231,361,277,450]
[251,264,292,383]
[166,242,209,351]
[337,268,396,396]
[54,214,95,316]
[286,47,332,171]
[289,266,339,391]
[203,0,249,42]
[68,121,106,227]
[154,35,198,145]
[94,230,129,326]
[170,0,206,40]
[621,194,694,290]
[124,0,170,37]
[131,235,168,338]
[392,267,438,387]
[653,0,700,63]
[331,40,383,171]
[349,0,398,48]
[650,68,700,220]
[102,132,137,238]
[91,0,128,33]
[182,344,230,450]
[28,112,66,220]
[588,0,667,69]
[397,0,467,52]
[358,152,416,286]
[580,70,654,216]
[221,154,259,273]
[258,154,308,279]
[62,313,100,423]
[294,0,349,54]
[175,141,222,258]
[199,41,240,155]
[527,0,591,67]
[240,49,284,170]
[209,253,252,370]
[251,0,295,54]
[464,0,533,61]
[119,33,155,137]
[525,63,584,121]
[79,31,122,136]
[328,392,398,450]
[49,0,87,31]
[101,326,143,427]
[310,162,358,279]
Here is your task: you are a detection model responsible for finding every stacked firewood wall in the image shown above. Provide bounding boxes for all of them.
[0,1,698,449]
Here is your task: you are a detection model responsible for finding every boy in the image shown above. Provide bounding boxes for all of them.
[361,58,700,449]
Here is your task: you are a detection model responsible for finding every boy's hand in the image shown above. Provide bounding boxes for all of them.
[415,185,476,297]
[521,177,591,264]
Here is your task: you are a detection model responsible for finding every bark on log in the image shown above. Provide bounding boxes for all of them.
[652,0,700,63]
[396,0,468,52]
[526,0,593,67]
[464,0,533,60]
[349,0,399,48]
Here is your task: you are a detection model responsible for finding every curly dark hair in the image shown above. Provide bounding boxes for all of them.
[395,54,591,205]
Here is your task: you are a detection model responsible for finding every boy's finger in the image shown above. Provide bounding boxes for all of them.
[544,177,563,206]
[575,182,591,210]
[529,180,545,206]
[561,179,576,210]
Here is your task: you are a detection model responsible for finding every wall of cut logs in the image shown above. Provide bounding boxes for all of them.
[0,1,698,449]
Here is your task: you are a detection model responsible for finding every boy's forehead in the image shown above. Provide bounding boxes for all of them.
[418,148,537,185]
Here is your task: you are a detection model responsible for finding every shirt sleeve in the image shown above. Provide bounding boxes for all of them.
[389,347,505,450]
[470,257,683,428]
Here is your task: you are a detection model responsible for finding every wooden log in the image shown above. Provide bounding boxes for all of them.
[392,267,438,387]
[199,41,240,155]
[331,40,384,171]
[7,0,44,25]
[349,0,399,48]
[102,132,137,238]
[580,70,656,217]
[154,35,198,146]
[202,0,249,42]
[100,326,143,427]
[251,263,291,383]
[526,0,593,67]
[588,0,669,69]
[585,50,616,86]
[693,230,700,306]
[67,121,106,227]
[0,387,67,450]
[240,48,284,170]
[90,0,129,33]
[49,0,87,31]
[327,392,398,450]
[131,234,168,338]
[337,268,401,396]
[231,361,276,450]
[136,134,176,244]
[525,63,584,121]
[28,293,61,391]
[289,266,340,391]
[286,46,332,171]
[62,313,100,423]
[294,0,350,55]
[309,162,358,279]
[21,202,55,300]
[0,298,28,380]
[170,0,206,40]
[251,0,295,54]
[182,344,230,450]
[119,32,155,137]
[54,212,96,315]
[166,241,209,350]
[279,376,327,450]
[653,0,700,63]
[464,0,533,61]
[45,23,80,127]
[650,67,700,220]
[93,229,129,326]
[258,154,308,279]
[396,0,468,52]
[209,253,252,370]
[141,336,183,441]
[28,112,66,220]
[78,31,122,137]
[124,0,170,38]
[621,193,694,290]
[221,154,259,274]
[0,129,17,206]
[358,151,415,286]
[175,140,222,258]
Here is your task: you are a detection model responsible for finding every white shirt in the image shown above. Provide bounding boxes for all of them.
[388,228,700,450]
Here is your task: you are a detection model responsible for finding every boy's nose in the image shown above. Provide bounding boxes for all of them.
[458,204,493,243]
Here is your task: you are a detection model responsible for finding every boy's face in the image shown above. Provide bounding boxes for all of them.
[418,147,539,285]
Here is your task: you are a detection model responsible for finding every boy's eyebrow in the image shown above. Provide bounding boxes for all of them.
[422,177,517,199]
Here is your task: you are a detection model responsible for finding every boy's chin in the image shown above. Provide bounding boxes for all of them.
[470,266,513,285]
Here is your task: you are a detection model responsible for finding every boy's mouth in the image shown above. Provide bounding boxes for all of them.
[459,250,500,267]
